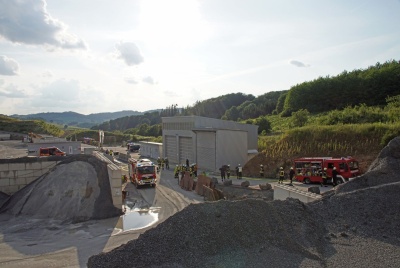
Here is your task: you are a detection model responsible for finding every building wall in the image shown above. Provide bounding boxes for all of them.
[216,129,247,169]
[27,141,82,156]
[162,116,258,151]
[162,116,257,171]
[137,141,163,160]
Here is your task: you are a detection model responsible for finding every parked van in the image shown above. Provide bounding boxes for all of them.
[39,147,66,156]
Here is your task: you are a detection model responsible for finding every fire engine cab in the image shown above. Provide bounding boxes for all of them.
[128,158,157,188]
[293,156,361,184]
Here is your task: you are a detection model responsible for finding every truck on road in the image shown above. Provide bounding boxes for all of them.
[293,156,360,184]
[128,158,157,188]
[39,147,66,156]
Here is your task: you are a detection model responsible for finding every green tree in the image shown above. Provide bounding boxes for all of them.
[290,109,310,127]
[255,116,272,134]
[137,123,150,136]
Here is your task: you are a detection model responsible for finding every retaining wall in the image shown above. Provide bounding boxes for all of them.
[273,184,322,203]
[0,157,61,195]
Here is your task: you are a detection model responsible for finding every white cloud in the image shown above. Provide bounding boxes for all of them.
[115,42,144,66]
[29,79,102,110]
[142,76,155,85]
[0,84,28,98]
[125,77,139,84]
[0,55,20,75]
[0,0,86,50]
[289,60,310,68]
[40,70,54,78]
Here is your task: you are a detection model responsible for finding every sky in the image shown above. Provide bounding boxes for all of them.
[0,0,399,116]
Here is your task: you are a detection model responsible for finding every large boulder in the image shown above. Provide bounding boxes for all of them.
[308,186,320,194]
[259,183,272,191]
[223,179,233,186]
[241,180,250,187]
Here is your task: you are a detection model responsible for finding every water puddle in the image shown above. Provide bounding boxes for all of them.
[122,207,160,231]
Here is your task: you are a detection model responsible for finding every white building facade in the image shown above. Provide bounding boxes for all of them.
[162,116,258,172]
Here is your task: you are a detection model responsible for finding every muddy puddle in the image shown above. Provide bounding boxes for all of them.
[122,206,160,231]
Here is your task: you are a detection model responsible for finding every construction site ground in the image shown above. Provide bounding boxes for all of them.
[1,139,400,267]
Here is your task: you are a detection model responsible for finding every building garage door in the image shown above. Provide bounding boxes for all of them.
[196,131,216,171]
[179,137,193,165]
[165,135,177,163]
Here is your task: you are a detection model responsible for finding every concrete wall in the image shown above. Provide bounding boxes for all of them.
[273,184,322,203]
[0,157,61,195]
[216,129,247,169]
[94,152,126,209]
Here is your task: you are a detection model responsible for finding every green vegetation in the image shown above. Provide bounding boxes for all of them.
[0,116,64,137]
[281,60,400,116]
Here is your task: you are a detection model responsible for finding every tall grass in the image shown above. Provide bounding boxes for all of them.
[258,122,400,159]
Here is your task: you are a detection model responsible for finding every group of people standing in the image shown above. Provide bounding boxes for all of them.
[219,164,244,181]
[174,160,198,181]
[157,157,169,170]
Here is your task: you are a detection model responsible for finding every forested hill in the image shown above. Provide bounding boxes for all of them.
[93,60,400,132]
[11,110,142,128]
[280,60,400,116]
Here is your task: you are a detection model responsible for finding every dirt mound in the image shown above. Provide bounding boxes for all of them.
[0,154,121,222]
[88,198,328,268]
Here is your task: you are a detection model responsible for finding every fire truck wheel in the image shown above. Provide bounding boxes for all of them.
[304,178,311,184]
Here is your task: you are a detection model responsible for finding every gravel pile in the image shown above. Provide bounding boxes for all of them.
[88,136,400,268]
[0,154,121,222]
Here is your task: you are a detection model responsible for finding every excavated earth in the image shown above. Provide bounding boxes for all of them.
[87,137,400,268]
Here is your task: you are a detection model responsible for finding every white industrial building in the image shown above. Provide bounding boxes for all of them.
[137,141,163,159]
[162,116,259,172]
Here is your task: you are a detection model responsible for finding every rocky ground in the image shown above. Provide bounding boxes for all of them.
[87,137,400,268]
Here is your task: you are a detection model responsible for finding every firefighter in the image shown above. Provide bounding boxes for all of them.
[193,163,198,177]
[289,167,295,186]
[220,166,226,182]
[165,157,169,170]
[157,157,161,170]
[237,164,243,179]
[332,167,339,186]
[259,164,264,178]
[161,157,165,170]
[226,165,231,180]
[321,167,328,187]
[279,167,284,184]
[174,165,179,179]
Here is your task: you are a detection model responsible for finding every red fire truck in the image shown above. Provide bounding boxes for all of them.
[293,156,361,184]
[128,158,157,188]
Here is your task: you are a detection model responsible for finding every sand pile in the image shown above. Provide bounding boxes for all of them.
[0,154,121,222]
[88,137,400,268]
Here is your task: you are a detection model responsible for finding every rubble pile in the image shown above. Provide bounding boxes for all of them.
[0,155,120,222]
[88,137,400,268]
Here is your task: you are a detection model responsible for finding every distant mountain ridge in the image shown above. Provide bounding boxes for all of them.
[11,110,143,128]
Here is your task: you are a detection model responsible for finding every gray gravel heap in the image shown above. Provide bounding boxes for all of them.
[88,137,400,268]
[0,154,121,222]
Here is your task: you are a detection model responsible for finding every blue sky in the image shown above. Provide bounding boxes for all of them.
[0,0,399,115]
